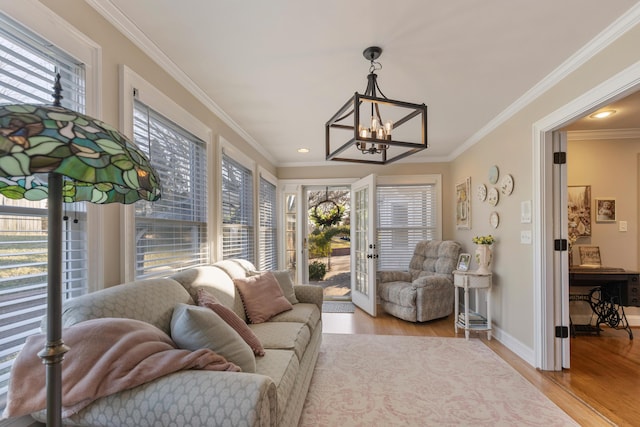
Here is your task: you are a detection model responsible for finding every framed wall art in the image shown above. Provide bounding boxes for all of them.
[456,177,471,229]
[595,198,616,222]
[568,185,591,237]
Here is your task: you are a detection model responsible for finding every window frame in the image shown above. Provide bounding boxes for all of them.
[132,100,209,278]
[120,65,213,282]
[376,174,442,271]
[217,138,256,263]
[258,168,278,271]
[0,3,101,418]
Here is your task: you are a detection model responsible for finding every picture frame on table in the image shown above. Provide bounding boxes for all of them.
[578,246,602,267]
[456,177,471,229]
[456,253,471,272]
[595,198,616,222]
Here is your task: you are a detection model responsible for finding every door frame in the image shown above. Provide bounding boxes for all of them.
[350,174,377,316]
[279,178,356,285]
[533,60,640,370]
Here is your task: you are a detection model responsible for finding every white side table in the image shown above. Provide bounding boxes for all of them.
[453,270,492,340]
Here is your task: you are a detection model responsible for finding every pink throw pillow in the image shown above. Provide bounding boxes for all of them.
[233,272,293,324]
[197,288,265,356]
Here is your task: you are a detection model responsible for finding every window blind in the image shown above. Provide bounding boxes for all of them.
[0,13,87,411]
[133,101,208,278]
[259,176,277,270]
[377,184,437,270]
[221,153,254,263]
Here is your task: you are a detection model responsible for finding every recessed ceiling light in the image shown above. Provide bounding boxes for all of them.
[297,148,310,153]
[589,109,616,119]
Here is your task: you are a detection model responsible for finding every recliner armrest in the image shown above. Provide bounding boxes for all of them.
[377,271,412,283]
[412,274,453,289]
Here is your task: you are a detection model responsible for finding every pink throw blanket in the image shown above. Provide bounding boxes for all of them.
[3,317,240,419]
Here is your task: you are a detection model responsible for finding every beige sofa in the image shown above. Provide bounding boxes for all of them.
[31,259,322,427]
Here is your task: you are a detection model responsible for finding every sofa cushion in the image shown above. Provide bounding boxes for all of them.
[170,303,256,373]
[271,270,299,305]
[170,266,247,322]
[269,303,321,334]
[256,349,299,422]
[378,281,416,307]
[234,272,293,323]
[197,288,265,356]
[249,322,311,360]
[57,278,191,335]
[213,259,253,280]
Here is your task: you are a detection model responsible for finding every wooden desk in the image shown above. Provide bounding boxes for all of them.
[569,267,640,307]
[568,267,638,339]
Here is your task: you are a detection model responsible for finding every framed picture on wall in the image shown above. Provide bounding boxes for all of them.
[456,177,471,229]
[595,198,616,222]
[568,185,591,237]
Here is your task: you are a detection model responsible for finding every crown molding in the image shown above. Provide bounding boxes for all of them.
[450,2,640,161]
[86,0,640,166]
[567,128,640,140]
[84,0,276,165]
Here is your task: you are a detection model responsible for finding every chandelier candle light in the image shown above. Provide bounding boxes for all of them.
[0,75,161,427]
[472,235,495,275]
[325,46,428,165]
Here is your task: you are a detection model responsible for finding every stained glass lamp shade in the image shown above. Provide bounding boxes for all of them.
[0,76,160,427]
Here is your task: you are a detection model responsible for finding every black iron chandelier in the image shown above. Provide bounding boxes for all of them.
[325,46,428,165]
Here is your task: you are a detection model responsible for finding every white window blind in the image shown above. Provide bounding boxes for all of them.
[377,184,437,270]
[133,100,208,278]
[0,13,87,411]
[259,176,277,270]
[222,153,254,263]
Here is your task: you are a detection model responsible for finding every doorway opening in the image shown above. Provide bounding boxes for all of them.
[306,186,351,301]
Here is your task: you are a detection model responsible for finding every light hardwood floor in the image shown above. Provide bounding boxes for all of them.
[322,308,639,427]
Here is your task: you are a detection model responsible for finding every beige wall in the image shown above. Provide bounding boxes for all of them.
[568,136,640,319]
[451,22,640,349]
[8,0,640,357]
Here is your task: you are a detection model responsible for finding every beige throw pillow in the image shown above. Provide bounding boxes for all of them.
[234,272,293,324]
[170,303,256,373]
[197,288,265,356]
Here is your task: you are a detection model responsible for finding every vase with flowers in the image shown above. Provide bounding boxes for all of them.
[472,235,495,274]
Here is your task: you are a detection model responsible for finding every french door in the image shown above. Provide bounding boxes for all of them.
[350,174,377,316]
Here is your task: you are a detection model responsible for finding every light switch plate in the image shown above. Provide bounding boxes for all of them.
[520,230,532,244]
[619,221,628,232]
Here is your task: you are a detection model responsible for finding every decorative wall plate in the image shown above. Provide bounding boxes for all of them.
[488,165,499,184]
[500,174,514,196]
[487,187,499,206]
[490,211,500,228]
[476,184,487,201]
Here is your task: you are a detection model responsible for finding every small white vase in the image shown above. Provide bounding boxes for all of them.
[475,244,493,274]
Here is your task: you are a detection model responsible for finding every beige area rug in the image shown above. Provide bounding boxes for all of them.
[299,334,579,427]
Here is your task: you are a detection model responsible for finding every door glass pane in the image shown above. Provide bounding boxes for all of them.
[285,193,296,275]
[354,186,368,295]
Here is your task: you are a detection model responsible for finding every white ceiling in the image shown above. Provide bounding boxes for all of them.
[89,0,640,166]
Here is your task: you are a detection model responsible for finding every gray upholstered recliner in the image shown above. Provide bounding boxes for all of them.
[377,240,461,322]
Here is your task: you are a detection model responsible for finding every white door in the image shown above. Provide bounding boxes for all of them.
[350,174,377,316]
[553,130,571,369]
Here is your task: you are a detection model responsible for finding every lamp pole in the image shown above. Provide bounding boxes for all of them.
[37,172,69,427]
